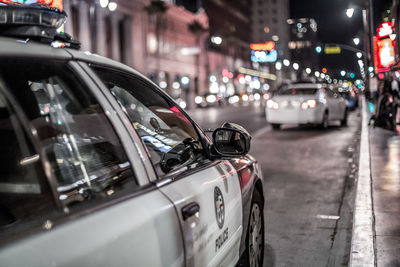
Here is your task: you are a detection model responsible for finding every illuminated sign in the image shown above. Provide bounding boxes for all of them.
[250,41,275,51]
[374,36,395,73]
[377,22,394,39]
[0,0,63,11]
[324,46,341,54]
[238,67,277,81]
[251,49,277,63]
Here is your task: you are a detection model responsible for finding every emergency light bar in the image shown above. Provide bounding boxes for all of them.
[0,0,65,28]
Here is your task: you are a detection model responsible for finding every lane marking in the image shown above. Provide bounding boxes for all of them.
[349,97,375,267]
[316,214,340,220]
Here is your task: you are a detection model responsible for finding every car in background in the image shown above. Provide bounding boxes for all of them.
[265,83,348,129]
[334,87,359,110]
[0,3,265,267]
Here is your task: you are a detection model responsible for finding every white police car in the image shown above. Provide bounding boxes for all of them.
[0,2,265,267]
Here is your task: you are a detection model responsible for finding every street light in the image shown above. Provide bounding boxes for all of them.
[340,70,346,76]
[283,59,290,66]
[346,8,355,18]
[353,37,360,45]
[293,63,299,70]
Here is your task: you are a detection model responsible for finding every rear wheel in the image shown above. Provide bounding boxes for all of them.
[244,190,264,267]
[320,112,329,129]
[271,123,280,130]
[340,109,348,127]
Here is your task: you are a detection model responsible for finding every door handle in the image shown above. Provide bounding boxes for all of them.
[181,202,200,221]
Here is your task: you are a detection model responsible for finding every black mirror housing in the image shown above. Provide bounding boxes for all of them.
[212,123,251,157]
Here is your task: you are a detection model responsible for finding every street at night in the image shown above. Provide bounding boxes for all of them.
[1,0,400,266]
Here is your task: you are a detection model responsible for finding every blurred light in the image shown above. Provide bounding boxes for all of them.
[350,73,355,78]
[211,36,222,45]
[275,61,282,70]
[358,60,364,67]
[159,81,167,89]
[267,100,279,109]
[315,46,322,53]
[210,82,219,94]
[353,37,360,46]
[368,66,374,72]
[229,95,239,104]
[390,34,396,40]
[293,63,299,70]
[272,35,279,41]
[239,76,246,84]
[242,95,249,102]
[253,80,261,89]
[222,77,229,83]
[297,23,302,28]
[195,96,203,104]
[264,27,270,33]
[108,2,117,11]
[179,101,187,109]
[263,84,270,90]
[315,71,320,77]
[100,0,109,8]
[254,93,261,101]
[346,8,354,18]
[209,75,217,83]
[356,52,362,58]
[206,95,216,103]
[340,70,346,76]
[301,99,317,110]
[283,59,290,66]
[320,73,325,79]
[306,68,311,74]
[322,67,327,73]
[181,76,190,85]
[245,75,252,82]
[172,82,180,89]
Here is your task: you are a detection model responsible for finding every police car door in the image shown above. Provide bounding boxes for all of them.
[159,159,243,267]
[87,66,243,267]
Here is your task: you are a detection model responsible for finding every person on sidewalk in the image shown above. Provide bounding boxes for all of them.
[370,79,397,130]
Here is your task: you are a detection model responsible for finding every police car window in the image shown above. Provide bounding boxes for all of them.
[0,60,137,209]
[91,67,204,176]
[0,89,56,240]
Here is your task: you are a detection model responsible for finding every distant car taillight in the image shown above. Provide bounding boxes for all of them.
[301,99,317,109]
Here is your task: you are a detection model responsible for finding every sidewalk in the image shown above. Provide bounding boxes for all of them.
[351,97,400,267]
[370,121,400,266]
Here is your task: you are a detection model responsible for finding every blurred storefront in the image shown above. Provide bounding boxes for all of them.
[63,0,262,109]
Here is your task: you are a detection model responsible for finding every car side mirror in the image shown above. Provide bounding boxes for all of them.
[212,126,251,157]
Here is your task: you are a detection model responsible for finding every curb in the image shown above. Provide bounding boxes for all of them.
[349,97,375,266]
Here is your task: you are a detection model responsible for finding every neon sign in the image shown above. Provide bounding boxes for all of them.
[374,36,395,73]
[250,41,275,51]
[377,22,394,39]
[251,49,277,63]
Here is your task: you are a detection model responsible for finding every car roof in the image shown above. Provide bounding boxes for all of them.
[286,83,326,89]
[0,36,156,86]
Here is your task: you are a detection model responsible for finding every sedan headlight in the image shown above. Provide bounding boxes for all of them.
[266,99,279,109]
[301,99,317,110]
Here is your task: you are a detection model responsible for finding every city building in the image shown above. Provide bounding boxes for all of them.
[287,18,319,78]
[251,0,290,63]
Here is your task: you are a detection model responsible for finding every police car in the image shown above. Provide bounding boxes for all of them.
[0,2,265,267]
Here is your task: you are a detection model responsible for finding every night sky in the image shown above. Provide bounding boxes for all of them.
[290,0,392,79]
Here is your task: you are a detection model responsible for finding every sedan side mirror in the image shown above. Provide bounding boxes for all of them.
[212,123,251,157]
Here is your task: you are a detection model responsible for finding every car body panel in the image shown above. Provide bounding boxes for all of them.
[158,159,243,267]
[0,189,184,267]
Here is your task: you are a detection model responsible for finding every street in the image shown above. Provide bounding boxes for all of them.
[190,102,361,266]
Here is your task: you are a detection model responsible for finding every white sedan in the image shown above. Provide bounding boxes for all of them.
[266,83,348,129]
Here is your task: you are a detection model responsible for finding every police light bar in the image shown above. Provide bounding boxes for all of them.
[0,6,66,28]
[0,0,63,12]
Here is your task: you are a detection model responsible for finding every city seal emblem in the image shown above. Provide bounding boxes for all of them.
[214,186,225,229]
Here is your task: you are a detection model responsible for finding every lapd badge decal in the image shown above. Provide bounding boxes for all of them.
[214,186,225,229]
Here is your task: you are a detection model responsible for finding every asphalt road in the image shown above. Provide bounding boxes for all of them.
[189,102,361,267]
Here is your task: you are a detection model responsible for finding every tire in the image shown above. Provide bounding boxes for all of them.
[341,109,348,127]
[271,123,280,130]
[320,111,328,129]
[244,189,265,267]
